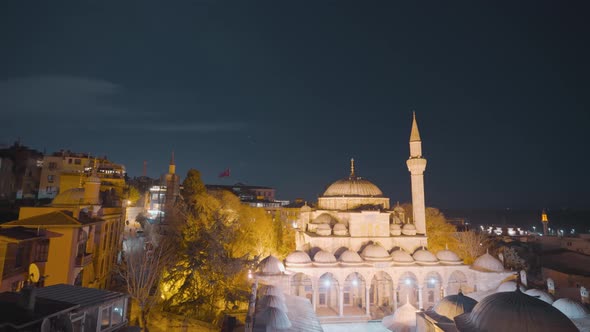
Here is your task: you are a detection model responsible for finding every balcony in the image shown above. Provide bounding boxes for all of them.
[75,253,93,267]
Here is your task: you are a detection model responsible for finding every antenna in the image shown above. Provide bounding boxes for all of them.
[29,263,40,283]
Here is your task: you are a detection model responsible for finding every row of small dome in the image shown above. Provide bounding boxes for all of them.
[450,282,588,331]
[308,218,418,236]
[386,282,588,332]
[258,246,463,274]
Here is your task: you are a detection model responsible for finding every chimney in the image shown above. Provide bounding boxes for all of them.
[18,286,36,312]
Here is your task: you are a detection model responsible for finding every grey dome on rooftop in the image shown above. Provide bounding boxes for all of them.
[454,289,578,332]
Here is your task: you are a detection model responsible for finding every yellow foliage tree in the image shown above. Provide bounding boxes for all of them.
[400,203,458,253]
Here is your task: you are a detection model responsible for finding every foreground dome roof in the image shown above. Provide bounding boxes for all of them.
[454,290,578,332]
[472,252,504,272]
[322,159,383,197]
[432,292,478,321]
[259,255,285,275]
[497,281,526,293]
[553,298,590,319]
[382,302,418,331]
[524,289,554,304]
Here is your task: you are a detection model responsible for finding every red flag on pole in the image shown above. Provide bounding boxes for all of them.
[218,168,231,178]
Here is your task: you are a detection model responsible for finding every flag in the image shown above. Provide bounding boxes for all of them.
[218,168,231,178]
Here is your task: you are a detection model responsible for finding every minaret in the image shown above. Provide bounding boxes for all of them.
[406,112,428,235]
[350,158,355,178]
[541,209,549,236]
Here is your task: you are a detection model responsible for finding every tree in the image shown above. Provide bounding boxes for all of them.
[124,185,141,205]
[424,207,457,252]
[161,169,257,322]
[454,230,491,264]
[400,203,458,253]
[498,246,528,271]
[119,241,166,331]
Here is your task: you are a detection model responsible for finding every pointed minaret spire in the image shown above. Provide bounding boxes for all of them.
[410,111,421,142]
[407,112,427,235]
[350,158,355,177]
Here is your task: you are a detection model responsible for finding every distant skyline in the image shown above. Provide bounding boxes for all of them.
[1,1,589,209]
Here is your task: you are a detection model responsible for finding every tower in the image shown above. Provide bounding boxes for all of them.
[541,209,549,236]
[406,112,428,235]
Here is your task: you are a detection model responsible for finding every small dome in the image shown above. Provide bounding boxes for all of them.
[285,251,312,266]
[496,281,526,293]
[312,213,337,224]
[454,290,578,332]
[313,250,337,264]
[553,298,590,319]
[391,249,415,264]
[472,252,504,272]
[390,223,402,236]
[52,188,85,205]
[258,255,285,275]
[436,249,462,264]
[361,244,391,261]
[338,249,363,264]
[413,249,438,265]
[323,176,383,197]
[394,203,405,213]
[255,306,291,330]
[316,223,332,236]
[432,292,478,321]
[402,223,417,236]
[333,223,348,236]
[382,302,418,331]
[525,289,554,304]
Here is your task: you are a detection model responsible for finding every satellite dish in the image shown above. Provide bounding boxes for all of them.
[29,263,40,283]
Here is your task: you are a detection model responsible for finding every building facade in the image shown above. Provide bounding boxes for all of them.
[253,115,512,321]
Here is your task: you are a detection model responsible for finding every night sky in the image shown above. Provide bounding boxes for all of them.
[1,1,589,209]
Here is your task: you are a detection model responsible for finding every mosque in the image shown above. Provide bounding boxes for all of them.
[254,114,516,322]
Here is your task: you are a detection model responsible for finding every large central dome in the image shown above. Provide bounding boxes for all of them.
[318,159,390,210]
[323,177,383,197]
[323,158,383,197]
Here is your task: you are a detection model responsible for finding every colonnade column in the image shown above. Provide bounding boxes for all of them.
[339,286,344,317]
[442,286,447,297]
[365,286,370,316]
[393,286,398,311]
[418,285,424,310]
[313,287,318,312]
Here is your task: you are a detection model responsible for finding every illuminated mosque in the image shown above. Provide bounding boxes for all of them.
[249,115,590,331]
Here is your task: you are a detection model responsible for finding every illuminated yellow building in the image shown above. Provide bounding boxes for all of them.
[1,166,124,289]
[38,151,126,200]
